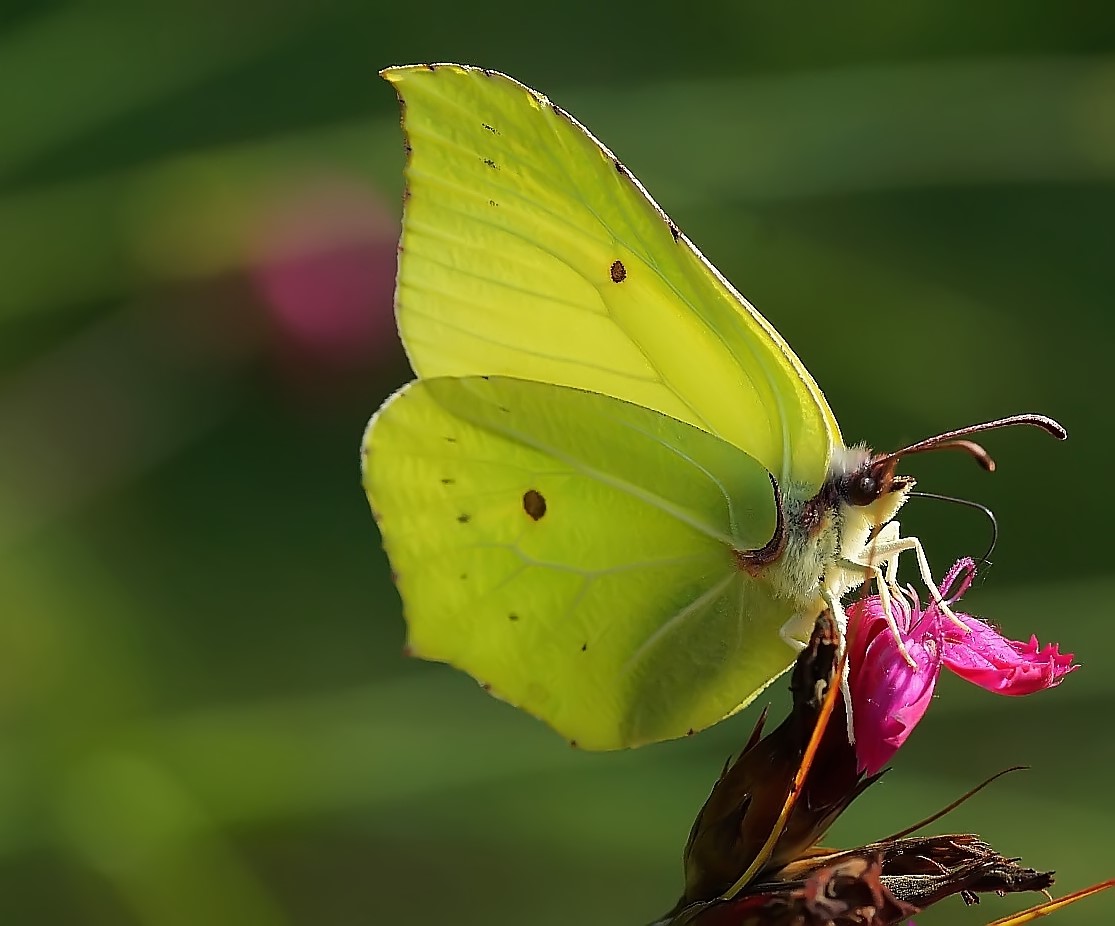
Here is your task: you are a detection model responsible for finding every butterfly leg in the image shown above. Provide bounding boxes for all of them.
[833,555,916,668]
[861,530,966,631]
[778,620,809,653]
[817,589,858,743]
[872,520,904,588]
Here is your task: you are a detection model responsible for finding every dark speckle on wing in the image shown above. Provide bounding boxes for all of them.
[522,489,547,520]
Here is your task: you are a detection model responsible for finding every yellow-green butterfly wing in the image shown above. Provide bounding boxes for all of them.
[385,63,841,493]
[365,64,860,749]
[363,376,800,749]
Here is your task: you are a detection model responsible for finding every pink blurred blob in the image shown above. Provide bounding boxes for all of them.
[252,179,398,368]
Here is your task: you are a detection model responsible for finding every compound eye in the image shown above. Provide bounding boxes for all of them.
[842,472,881,507]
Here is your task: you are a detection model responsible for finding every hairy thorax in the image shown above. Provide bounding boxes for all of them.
[748,471,912,616]
[765,491,842,603]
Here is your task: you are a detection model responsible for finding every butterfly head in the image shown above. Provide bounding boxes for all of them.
[832,413,1067,519]
[829,445,915,527]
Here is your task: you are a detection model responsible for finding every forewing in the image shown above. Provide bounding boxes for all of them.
[384,63,840,493]
[363,376,799,749]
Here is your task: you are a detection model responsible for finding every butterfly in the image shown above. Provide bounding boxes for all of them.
[361,63,1065,750]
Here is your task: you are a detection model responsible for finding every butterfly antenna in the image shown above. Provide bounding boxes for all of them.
[909,491,999,569]
[875,413,1066,473]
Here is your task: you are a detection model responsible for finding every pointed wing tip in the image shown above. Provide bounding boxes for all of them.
[379,64,432,85]
[380,63,483,83]
[379,64,412,83]
[381,63,523,94]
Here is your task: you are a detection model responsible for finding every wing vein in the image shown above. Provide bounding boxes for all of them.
[456,413,735,545]
[609,416,741,538]
[403,314,661,384]
[619,570,738,678]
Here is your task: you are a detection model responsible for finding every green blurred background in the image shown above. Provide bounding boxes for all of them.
[2,1,1114,923]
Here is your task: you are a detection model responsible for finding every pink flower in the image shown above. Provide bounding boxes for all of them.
[847,558,1077,775]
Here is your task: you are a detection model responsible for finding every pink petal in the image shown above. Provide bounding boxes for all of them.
[844,557,1079,774]
[848,598,942,775]
[938,557,976,603]
[845,597,885,679]
[942,615,1078,695]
